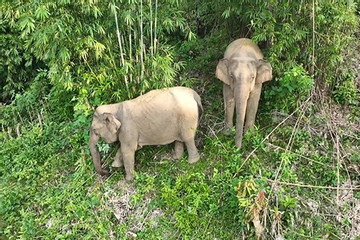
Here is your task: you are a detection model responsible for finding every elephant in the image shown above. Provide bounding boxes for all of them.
[89,86,203,181]
[216,38,272,148]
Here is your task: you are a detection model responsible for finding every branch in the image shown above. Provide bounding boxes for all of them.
[267,179,360,191]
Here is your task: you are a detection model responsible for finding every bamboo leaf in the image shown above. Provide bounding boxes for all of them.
[94,41,106,59]
[18,16,35,36]
[35,5,50,21]
[59,47,70,63]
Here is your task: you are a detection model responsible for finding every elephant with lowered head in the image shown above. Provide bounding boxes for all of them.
[89,86,203,181]
[216,38,273,148]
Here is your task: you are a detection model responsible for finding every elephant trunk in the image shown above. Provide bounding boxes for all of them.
[89,129,109,176]
[234,84,250,148]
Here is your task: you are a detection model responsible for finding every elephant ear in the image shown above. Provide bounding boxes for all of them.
[102,113,121,135]
[216,59,232,86]
[256,59,272,84]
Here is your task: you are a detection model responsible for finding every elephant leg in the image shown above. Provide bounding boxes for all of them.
[111,147,123,168]
[223,84,235,131]
[184,138,200,164]
[121,143,137,181]
[173,141,184,160]
[244,84,262,132]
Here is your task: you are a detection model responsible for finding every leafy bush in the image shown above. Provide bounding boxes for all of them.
[183,0,359,103]
[333,74,358,105]
[1,0,360,239]
[161,172,211,235]
[1,0,193,123]
[264,65,313,112]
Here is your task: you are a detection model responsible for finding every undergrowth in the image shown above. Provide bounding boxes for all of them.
[1,78,359,239]
[1,1,360,239]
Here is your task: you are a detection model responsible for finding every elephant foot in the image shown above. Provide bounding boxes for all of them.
[97,169,110,177]
[111,160,123,168]
[223,127,233,136]
[172,152,184,160]
[188,153,200,164]
[235,139,242,149]
[125,173,134,181]
[173,141,184,160]
[172,154,180,160]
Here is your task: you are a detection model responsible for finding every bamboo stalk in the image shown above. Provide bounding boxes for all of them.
[113,3,128,87]
[134,25,137,62]
[154,0,158,55]
[114,5,125,67]
[16,124,21,137]
[121,34,126,61]
[311,0,315,76]
[127,18,132,62]
[17,111,24,125]
[7,127,12,139]
[37,113,43,129]
[129,28,133,84]
[149,0,153,57]
[140,0,144,81]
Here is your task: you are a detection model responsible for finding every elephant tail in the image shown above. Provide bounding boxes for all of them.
[192,90,203,119]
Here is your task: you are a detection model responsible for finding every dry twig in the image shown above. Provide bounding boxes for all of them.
[266,179,360,191]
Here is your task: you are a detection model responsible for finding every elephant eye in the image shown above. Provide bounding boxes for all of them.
[93,129,99,135]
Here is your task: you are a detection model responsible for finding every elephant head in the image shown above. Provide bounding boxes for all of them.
[216,57,272,148]
[89,107,121,176]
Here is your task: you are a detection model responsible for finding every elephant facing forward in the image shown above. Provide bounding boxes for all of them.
[89,87,203,181]
[216,38,273,148]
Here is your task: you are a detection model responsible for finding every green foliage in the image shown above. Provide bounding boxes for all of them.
[1,0,190,120]
[1,0,360,239]
[333,74,359,105]
[161,172,211,235]
[265,65,313,112]
[183,0,359,111]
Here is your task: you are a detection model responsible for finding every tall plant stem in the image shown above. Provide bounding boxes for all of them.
[128,27,133,83]
[113,3,128,86]
[311,0,315,76]
[149,0,153,57]
[154,0,158,55]
[140,0,144,82]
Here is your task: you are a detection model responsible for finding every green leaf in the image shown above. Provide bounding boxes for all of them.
[35,5,50,21]
[59,47,70,63]
[18,16,36,37]
[222,7,231,19]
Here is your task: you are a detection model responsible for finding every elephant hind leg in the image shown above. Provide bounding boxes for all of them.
[173,141,184,160]
[184,138,200,164]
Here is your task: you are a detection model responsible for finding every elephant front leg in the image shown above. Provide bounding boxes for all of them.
[122,149,136,181]
[111,147,123,168]
[223,84,235,132]
[173,141,184,160]
[184,138,200,164]
[121,141,137,181]
[244,85,262,132]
